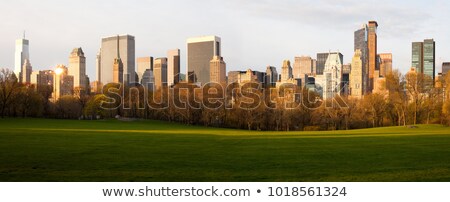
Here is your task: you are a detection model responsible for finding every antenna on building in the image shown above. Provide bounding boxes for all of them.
[23,30,26,39]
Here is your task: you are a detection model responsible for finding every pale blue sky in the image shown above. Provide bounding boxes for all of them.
[0,0,449,80]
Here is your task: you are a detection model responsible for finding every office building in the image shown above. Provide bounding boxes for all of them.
[316,52,343,75]
[167,49,180,86]
[187,36,221,84]
[153,58,167,89]
[354,23,369,94]
[322,52,343,100]
[53,65,74,101]
[378,53,392,77]
[281,60,293,82]
[265,66,278,87]
[209,56,226,84]
[137,57,153,83]
[99,35,135,85]
[68,47,88,91]
[368,21,378,92]
[411,39,436,83]
[293,56,314,79]
[20,59,32,83]
[15,36,30,80]
[228,69,265,84]
[350,50,363,99]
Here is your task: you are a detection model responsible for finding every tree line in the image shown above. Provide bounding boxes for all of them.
[1,67,450,130]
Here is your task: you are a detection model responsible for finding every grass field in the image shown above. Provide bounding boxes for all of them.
[0,118,450,182]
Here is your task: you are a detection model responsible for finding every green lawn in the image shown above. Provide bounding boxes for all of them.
[0,118,450,182]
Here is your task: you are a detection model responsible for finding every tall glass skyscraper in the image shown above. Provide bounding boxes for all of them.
[411,39,435,83]
[423,39,435,82]
[187,36,221,84]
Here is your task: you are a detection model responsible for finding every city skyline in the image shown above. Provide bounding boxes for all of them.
[1,0,449,80]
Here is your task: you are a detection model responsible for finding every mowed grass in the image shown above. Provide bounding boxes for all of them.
[0,118,450,182]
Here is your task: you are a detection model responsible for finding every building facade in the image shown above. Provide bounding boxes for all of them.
[68,47,88,91]
[167,49,180,86]
[378,53,392,77]
[350,50,363,99]
[137,57,153,84]
[281,60,293,82]
[15,37,30,79]
[209,56,226,84]
[187,36,221,84]
[153,58,168,89]
[293,56,314,79]
[99,35,135,85]
[368,21,378,93]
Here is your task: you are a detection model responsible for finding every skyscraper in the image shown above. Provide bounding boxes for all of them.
[423,39,435,82]
[378,53,392,77]
[322,52,343,100]
[411,39,435,83]
[368,21,378,92]
[96,49,101,82]
[281,60,293,82]
[68,47,87,91]
[137,57,153,83]
[350,50,363,99]
[153,58,167,89]
[167,49,180,86]
[100,35,135,85]
[20,59,32,83]
[316,53,328,75]
[316,52,343,75]
[412,42,424,73]
[187,36,221,84]
[354,24,369,94]
[265,66,278,87]
[293,56,313,78]
[15,36,31,83]
[112,36,124,84]
[209,56,226,84]
[53,65,74,102]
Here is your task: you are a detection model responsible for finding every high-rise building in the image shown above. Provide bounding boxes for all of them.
[423,39,435,82]
[378,53,392,77]
[15,36,30,79]
[350,50,363,99]
[316,53,328,75]
[96,49,101,82]
[187,36,221,84]
[209,56,226,84]
[322,52,343,100]
[368,21,378,92]
[442,62,450,75]
[265,66,278,87]
[68,47,87,91]
[137,57,153,83]
[167,49,180,86]
[112,37,124,84]
[53,65,74,102]
[281,60,293,82]
[293,56,314,79]
[100,35,135,85]
[411,39,435,83]
[153,58,167,89]
[354,24,369,94]
[412,42,424,73]
[20,59,32,83]
[316,52,343,75]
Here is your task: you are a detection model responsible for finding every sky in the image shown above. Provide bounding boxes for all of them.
[1,0,449,80]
